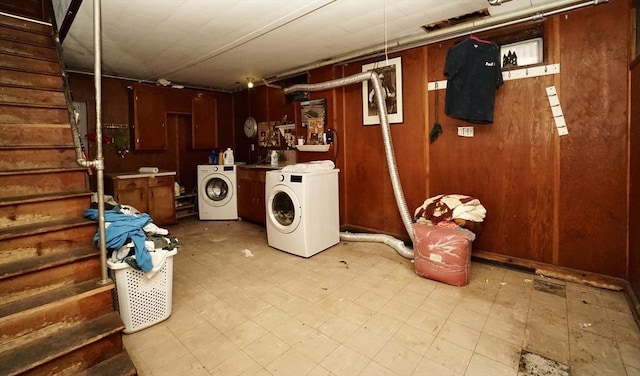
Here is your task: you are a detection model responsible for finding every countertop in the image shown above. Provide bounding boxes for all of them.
[107,170,176,179]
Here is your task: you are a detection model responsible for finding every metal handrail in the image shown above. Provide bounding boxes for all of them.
[48,0,110,285]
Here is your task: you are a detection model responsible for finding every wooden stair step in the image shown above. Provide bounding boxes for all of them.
[0,39,57,61]
[80,350,137,376]
[0,278,111,324]
[0,244,98,281]
[0,85,66,107]
[0,312,125,376]
[0,123,73,146]
[0,168,88,198]
[0,104,68,124]
[0,24,55,47]
[0,190,92,207]
[0,52,60,74]
[0,146,78,171]
[0,216,94,242]
[0,13,52,35]
[0,190,91,225]
[0,67,62,89]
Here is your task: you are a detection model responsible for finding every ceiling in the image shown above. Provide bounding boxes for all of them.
[57,0,572,91]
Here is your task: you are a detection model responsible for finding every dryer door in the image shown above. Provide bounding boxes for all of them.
[267,184,301,234]
[200,173,233,208]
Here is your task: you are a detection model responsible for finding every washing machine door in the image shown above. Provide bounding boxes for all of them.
[201,174,233,207]
[267,184,301,234]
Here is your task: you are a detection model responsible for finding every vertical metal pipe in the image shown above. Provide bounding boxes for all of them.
[93,0,110,285]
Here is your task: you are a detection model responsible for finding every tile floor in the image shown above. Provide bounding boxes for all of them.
[122,219,640,376]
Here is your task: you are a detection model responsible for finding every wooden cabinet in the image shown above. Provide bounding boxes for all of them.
[237,167,268,225]
[132,85,167,150]
[192,95,217,149]
[106,172,177,226]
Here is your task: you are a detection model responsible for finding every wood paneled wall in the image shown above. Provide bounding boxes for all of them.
[629,44,640,307]
[68,73,234,192]
[237,1,630,280]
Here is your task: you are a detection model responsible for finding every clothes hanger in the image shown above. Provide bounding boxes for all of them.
[470,34,491,44]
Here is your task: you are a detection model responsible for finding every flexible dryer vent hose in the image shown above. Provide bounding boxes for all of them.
[284,71,414,259]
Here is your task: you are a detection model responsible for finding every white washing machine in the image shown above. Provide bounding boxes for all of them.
[197,164,238,220]
[265,168,340,257]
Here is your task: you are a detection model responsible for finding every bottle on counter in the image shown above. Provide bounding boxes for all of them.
[223,148,234,165]
[270,150,279,166]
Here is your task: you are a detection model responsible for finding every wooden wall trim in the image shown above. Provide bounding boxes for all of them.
[473,250,626,291]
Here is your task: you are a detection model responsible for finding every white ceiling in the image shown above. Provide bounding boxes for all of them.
[58,0,568,91]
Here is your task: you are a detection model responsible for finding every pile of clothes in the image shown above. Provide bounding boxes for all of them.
[84,194,180,278]
[413,193,486,235]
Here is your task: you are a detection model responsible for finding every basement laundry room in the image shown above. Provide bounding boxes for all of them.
[1,0,639,375]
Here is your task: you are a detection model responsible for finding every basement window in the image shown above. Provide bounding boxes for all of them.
[499,37,543,69]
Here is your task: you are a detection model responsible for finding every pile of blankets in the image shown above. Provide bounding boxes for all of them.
[84,197,180,277]
[413,194,486,233]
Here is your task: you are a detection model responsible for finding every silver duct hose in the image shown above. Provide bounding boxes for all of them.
[284,71,414,259]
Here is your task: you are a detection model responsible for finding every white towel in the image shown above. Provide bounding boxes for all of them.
[281,160,335,173]
[138,167,159,173]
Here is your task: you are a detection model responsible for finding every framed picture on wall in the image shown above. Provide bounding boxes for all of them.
[361,56,403,125]
[300,98,326,129]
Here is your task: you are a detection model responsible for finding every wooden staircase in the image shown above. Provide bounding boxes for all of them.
[0,10,136,376]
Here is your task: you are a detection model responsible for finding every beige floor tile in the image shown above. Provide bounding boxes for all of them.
[412,357,463,376]
[192,335,242,371]
[612,321,640,348]
[270,317,315,346]
[137,336,193,373]
[437,320,481,351]
[390,323,436,356]
[209,351,262,376]
[164,302,207,335]
[224,320,267,348]
[565,281,605,306]
[465,353,517,376]
[448,305,488,332]
[569,328,627,376]
[524,316,570,364]
[266,347,318,376]
[406,308,447,336]
[360,360,400,376]
[474,332,521,370]
[243,332,290,366]
[151,352,210,376]
[628,366,640,376]
[601,289,632,313]
[321,344,371,375]
[373,339,423,376]
[483,316,524,346]
[307,364,336,376]
[619,342,640,370]
[250,305,292,332]
[175,321,222,353]
[317,314,361,343]
[294,330,341,363]
[343,326,390,358]
[424,337,473,374]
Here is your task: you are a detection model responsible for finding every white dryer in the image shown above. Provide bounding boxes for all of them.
[265,168,339,257]
[197,164,238,220]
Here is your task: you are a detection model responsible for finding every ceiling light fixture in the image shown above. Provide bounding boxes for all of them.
[247,77,254,89]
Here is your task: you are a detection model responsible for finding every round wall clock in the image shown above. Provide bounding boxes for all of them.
[244,116,257,138]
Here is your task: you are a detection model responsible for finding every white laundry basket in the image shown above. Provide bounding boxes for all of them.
[108,249,177,333]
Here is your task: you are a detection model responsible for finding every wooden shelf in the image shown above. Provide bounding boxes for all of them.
[175,193,198,221]
[295,144,330,152]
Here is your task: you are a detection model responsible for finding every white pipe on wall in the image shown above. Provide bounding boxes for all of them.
[271,0,606,80]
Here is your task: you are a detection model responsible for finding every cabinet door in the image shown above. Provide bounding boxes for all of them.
[114,178,148,214]
[237,169,267,225]
[192,95,217,149]
[148,176,176,226]
[133,86,167,150]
